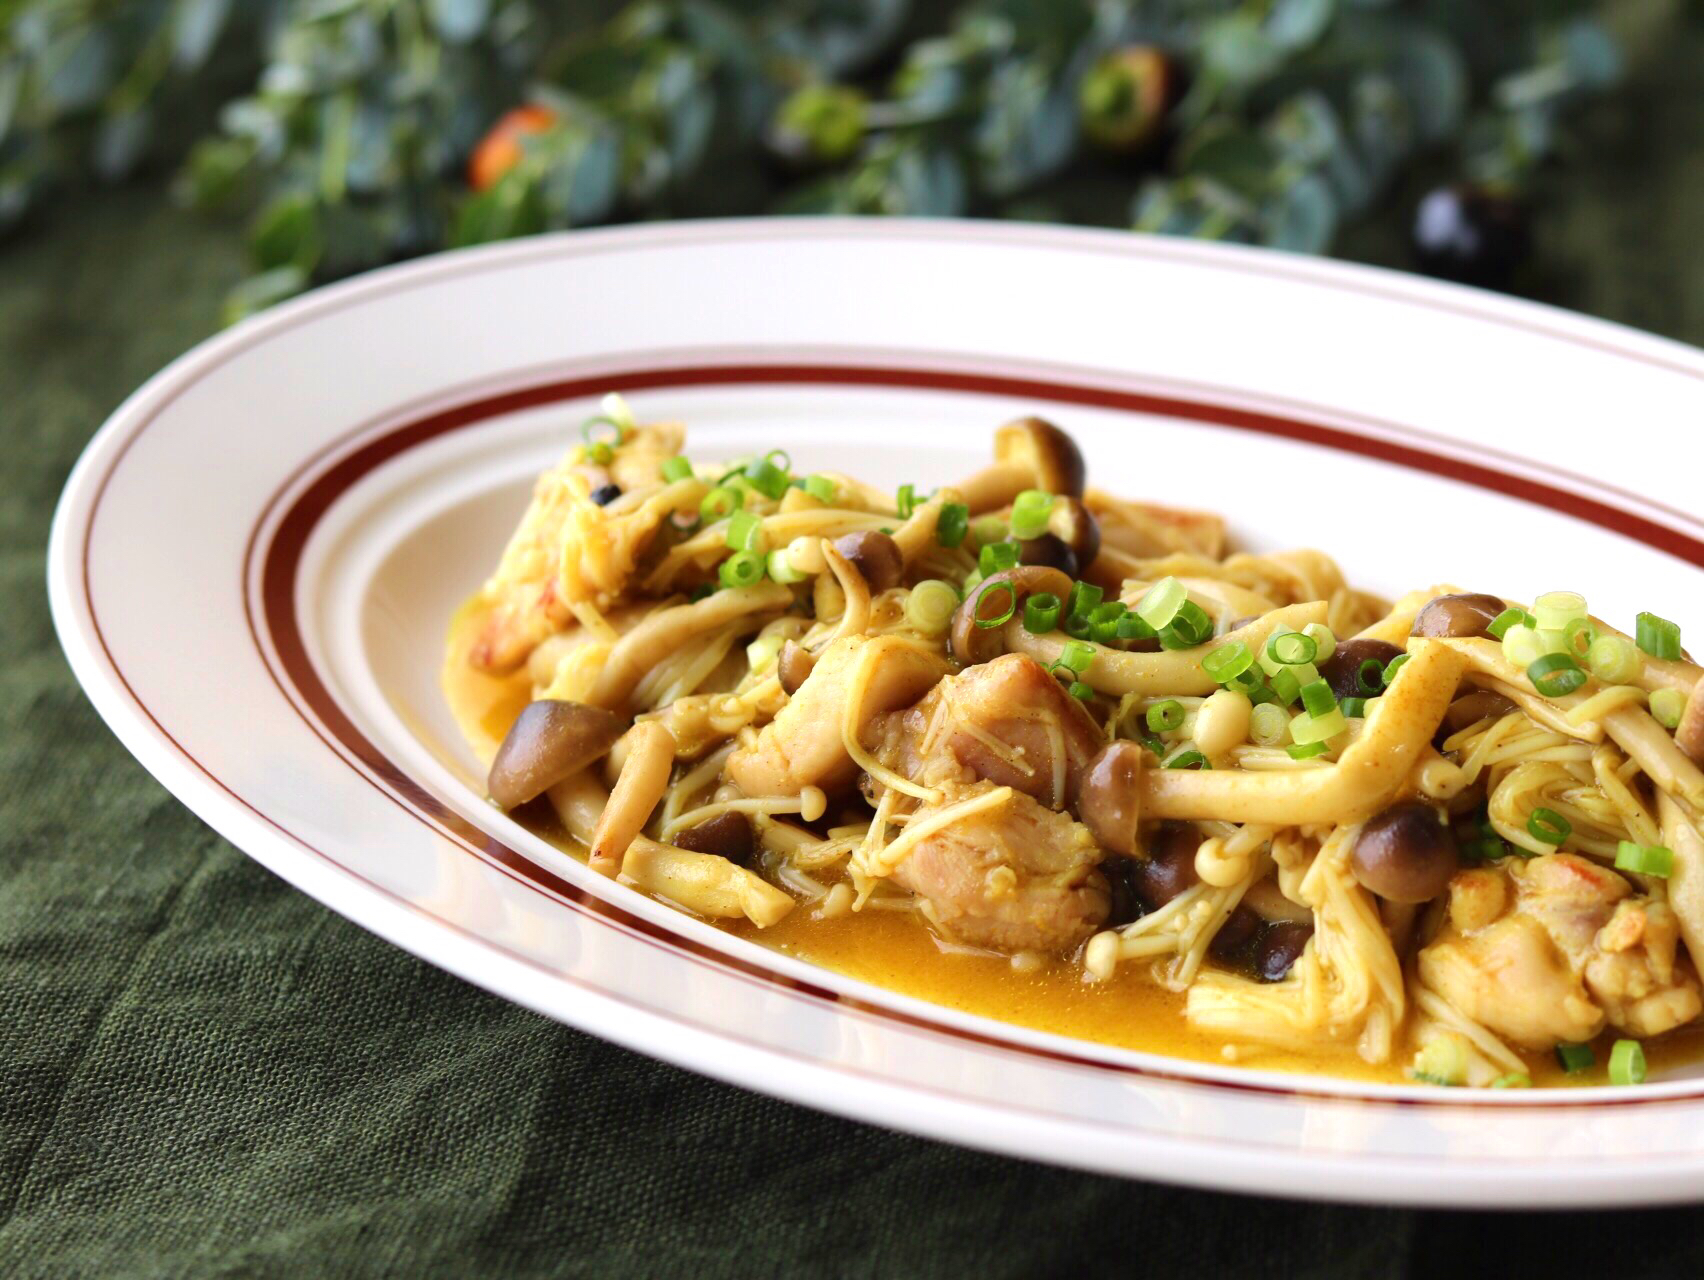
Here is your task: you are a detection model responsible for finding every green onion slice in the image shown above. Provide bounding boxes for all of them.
[1533,590,1587,632]
[906,579,959,633]
[1249,702,1289,745]
[971,581,1017,629]
[1555,1043,1595,1074]
[978,540,1020,577]
[1382,653,1411,687]
[718,550,766,590]
[1067,580,1104,621]
[1527,807,1571,846]
[1527,652,1587,698]
[1268,631,1318,666]
[1068,681,1094,702]
[803,474,837,504]
[1164,750,1209,770]
[725,509,764,552]
[1490,1073,1532,1089]
[581,414,626,447]
[1300,679,1336,717]
[1146,700,1185,733]
[1135,577,1186,629]
[1637,611,1683,661]
[765,548,807,584]
[1341,697,1368,718]
[1203,641,1254,684]
[1651,687,1687,730]
[1024,593,1062,634]
[1356,659,1385,696]
[1287,741,1329,760]
[660,456,694,483]
[1116,612,1157,642]
[1615,840,1675,878]
[1270,668,1303,706]
[1487,607,1532,640]
[743,455,791,500]
[935,502,969,549]
[1010,489,1055,540]
[1587,633,1639,684]
[1089,601,1127,644]
[896,483,917,518]
[1563,617,1598,661]
[1159,599,1212,650]
[1056,640,1096,675]
[700,486,743,523]
[1608,1038,1647,1086]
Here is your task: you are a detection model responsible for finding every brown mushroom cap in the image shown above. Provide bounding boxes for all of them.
[949,564,1074,666]
[1318,638,1404,698]
[1412,592,1506,639]
[1445,689,1518,733]
[1255,922,1313,982]
[1045,496,1100,574]
[776,640,815,696]
[1351,801,1460,903]
[995,417,1087,499]
[1079,740,1148,856]
[1017,533,1078,576]
[672,811,756,866]
[832,529,904,593]
[488,700,626,809]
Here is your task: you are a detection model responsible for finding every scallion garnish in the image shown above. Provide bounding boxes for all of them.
[1382,653,1410,686]
[587,441,614,465]
[1067,580,1104,621]
[1533,591,1587,632]
[744,454,790,500]
[971,580,1017,629]
[1563,617,1597,661]
[1487,607,1533,640]
[1587,633,1639,684]
[1651,687,1687,730]
[660,456,694,483]
[1024,592,1062,634]
[1203,641,1253,684]
[1068,681,1094,701]
[1010,489,1055,540]
[1056,640,1095,674]
[1356,659,1385,697]
[1555,1043,1595,1074]
[1637,611,1683,661]
[1116,612,1157,642]
[689,583,716,602]
[1527,808,1571,846]
[905,579,959,633]
[700,485,743,523]
[896,483,918,518]
[1164,749,1209,770]
[718,550,766,589]
[935,502,969,549]
[1250,702,1289,745]
[1287,741,1328,760]
[1608,1039,1647,1086]
[1341,697,1368,718]
[1299,679,1336,717]
[1270,668,1303,705]
[1159,599,1212,650]
[978,540,1020,576]
[766,548,808,584]
[1089,601,1128,644]
[1490,1073,1531,1089]
[725,509,765,552]
[1146,700,1185,733]
[1615,840,1675,877]
[1527,652,1587,698]
[1134,576,1186,630]
[1290,707,1347,745]
[1268,631,1318,666]
[1227,667,1266,697]
[581,414,626,448]
[803,474,837,504]
[1303,622,1337,662]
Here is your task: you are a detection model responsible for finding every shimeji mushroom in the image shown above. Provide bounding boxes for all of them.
[956,417,1088,514]
[487,700,626,809]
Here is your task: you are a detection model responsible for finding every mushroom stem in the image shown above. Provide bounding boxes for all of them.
[590,721,677,873]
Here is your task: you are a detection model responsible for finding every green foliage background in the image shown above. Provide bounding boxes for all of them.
[0,1,1647,320]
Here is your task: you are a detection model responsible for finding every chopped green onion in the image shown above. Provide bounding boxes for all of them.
[1356,659,1385,697]
[935,502,969,548]
[1637,612,1683,661]
[1302,623,1337,663]
[1270,668,1303,705]
[1287,741,1329,760]
[1562,617,1598,661]
[1616,840,1675,878]
[1555,1043,1595,1074]
[1527,652,1587,698]
[700,486,743,523]
[1116,612,1157,642]
[895,483,918,518]
[803,474,837,504]
[1067,580,1104,621]
[1651,687,1687,730]
[1587,633,1640,684]
[1290,707,1347,745]
[1024,592,1062,634]
[765,449,791,472]
[1411,1036,1469,1087]
[766,548,808,584]
[1204,641,1254,684]
[599,391,635,429]
[1165,750,1209,770]
[1341,696,1368,718]
[745,633,783,672]
[1300,679,1336,717]
[1268,631,1318,666]
[1063,614,1093,641]
[1068,681,1094,702]
[1608,1039,1647,1086]
[1250,702,1289,746]
[689,583,716,602]
[1139,736,1166,757]
[1089,601,1128,644]
[743,454,791,500]
[1010,489,1055,540]
[581,413,626,448]
[1056,640,1096,675]
[1159,599,1213,650]
[1227,667,1266,697]
[970,515,1008,546]
[971,581,1017,629]
[1503,625,1549,672]
[1533,590,1588,632]
[1490,1073,1532,1089]
[1487,607,1532,640]
[587,441,614,465]
[718,550,766,590]
[906,580,960,633]
[1146,700,1185,733]
[660,456,694,483]
[1135,577,1186,629]
[1382,653,1411,686]
[978,540,1021,576]
[1527,807,1571,846]
[725,509,765,552]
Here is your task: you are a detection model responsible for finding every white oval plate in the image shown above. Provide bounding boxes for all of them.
[48,220,1704,1207]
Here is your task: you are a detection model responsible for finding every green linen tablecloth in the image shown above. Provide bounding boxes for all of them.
[3,25,1703,1280]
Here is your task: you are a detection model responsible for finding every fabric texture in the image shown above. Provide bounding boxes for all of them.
[2,20,1702,1277]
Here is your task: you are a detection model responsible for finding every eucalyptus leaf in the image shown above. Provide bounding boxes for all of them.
[250,191,322,272]
[93,107,153,180]
[39,27,115,114]
[428,0,492,45]
[1264,172,1337,253]
[1562,20,1621,90]
[1384,26,1466,145]
[172,0,234,72]
[1176,123,1278,199]
[1200,15,1284,90]
[1266,0,1334,52]
[0,60,21,147]
[222,265,309,327]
